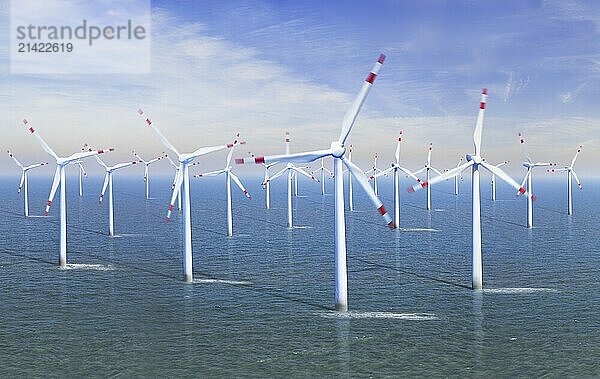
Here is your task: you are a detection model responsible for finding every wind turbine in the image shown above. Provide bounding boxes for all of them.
[370,131,419,227]
[311,158,333,195]
[254,131,318,228]
[95,154,142,237]
[237,54,394,311]
[137,109,236,282]
[364,153,382,195]
[518,133,555,228]
[21,118,112,267]
[408,89,530,290]
[132,150,167,199]
[490,161,509,201]
[413,143,443,210]
[194,133,251,237]
[453,157,464,195]
[165,154,182,211]
[7,150,48,217]
[548,146,583,215]
[249,152,278,209]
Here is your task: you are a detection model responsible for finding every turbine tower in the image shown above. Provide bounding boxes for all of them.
[408,89,530,290]
[96,154,141,237]
[21,119,112,267]
[518,133,555,228]
[346,144,354,211]
[249,152,278,209]
[453,157,463,195]
[138,109,236,282]
[7,150,48,217]
[195,133,251,237]
[548,146,583,215]
[370,131,418,227]
[237,54,394,311]
[490,161,509,201]
[132,150,167,199]
[311,158,333,195]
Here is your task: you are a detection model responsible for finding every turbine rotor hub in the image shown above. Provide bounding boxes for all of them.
[330,142,345,158]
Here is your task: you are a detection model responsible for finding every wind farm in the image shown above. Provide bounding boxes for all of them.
[2,1,598,377]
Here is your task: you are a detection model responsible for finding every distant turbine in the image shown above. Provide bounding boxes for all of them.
[96,154,141,237]
[249,152,278,209]
[21,119,112,266]
[195,133,250,237]
[490,161,509,201]
[413,143,443,210]
[311,158,333,195]
[364,153,382,196]
[518,133,555,228]
[132,150,167,199]
[370,131,419,227]
[548,145,583,215]
[408,89,530,290]
[237,54,394,311]
[138,109,235,282]
[7,150,48,217]
[256,131,318,228]
[453,157,464,195]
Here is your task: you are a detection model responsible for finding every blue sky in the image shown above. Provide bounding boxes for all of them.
[1,0,598,178]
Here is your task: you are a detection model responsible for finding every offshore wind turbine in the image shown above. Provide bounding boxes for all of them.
[370,131,419,227]
[518,133,555,228]
[195,133,250,237]
[256,131,318,228]
[364,153,382,195]
[490,161,509,201]
[453,157,463,195]
[132,150,167,199]
[7,150,48,217]
[237,54,394,311]
[311,158,333,195]
[548,145,583,215]
[21,119,112,267]
[408,89,530,290]
[413,143,443,210]
[138,109,236,282]
[249,152,278,209]
[96,154,141,237]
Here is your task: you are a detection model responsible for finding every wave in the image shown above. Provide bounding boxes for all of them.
[320,311,437,320]
[193,278,252,285]
[483,287,558,294]
[61,263,114,271]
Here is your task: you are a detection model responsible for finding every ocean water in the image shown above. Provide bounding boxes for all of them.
[0,172,598,377]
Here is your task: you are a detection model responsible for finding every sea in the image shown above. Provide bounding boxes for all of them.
[0,172,598,377]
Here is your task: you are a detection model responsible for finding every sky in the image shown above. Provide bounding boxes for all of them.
[1,0,599,181]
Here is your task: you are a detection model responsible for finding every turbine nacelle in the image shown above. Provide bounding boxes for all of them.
[330,141,345,158]
[466,154,482,164]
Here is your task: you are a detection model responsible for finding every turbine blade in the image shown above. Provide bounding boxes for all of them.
[78,162,87,176]
[265,167,288,184]
[571,146,582,167]
[94,155,108,169]
[132,151,148,164]
[342,156,395,228]
[112,160,141,171]
[68,148,114,162]
[186,143,230,160]
[45,167,61,215]
[18,172,25,193]
[473,88,487,155]
[395,131,402,164]
[427,143,432,166]
[165,154,179,169]
[431,167,443,176]
[518,170,530,193]
[408,161,473,193]
[481,161,528,196]
[7,150,24,169]
[292,166,319,182]
[518,132,532,163]
[194,169,227,177]
[230,172,251,199]
[22,119,59,160]
[137,109,180,156]
[143,166,148,182]
[571,170,582,189]
[236,149,332,165]
[396,166,420,182]
[338,54,386,145]
[495,160,509,168]
[372,166,393,179]
[166,170,183,221]
[99,173,109,203]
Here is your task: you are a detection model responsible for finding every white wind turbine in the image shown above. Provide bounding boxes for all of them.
[7,150,48,217]
[95,154,142,237]
[237,54,394,311]
[518,132,555,228]
[408,89,530,290]
[370,131,419,227]
[249,152,279,209]
[194,133,251,237]
[254,131,318,228]
[453,157,464,195]
[311,158,333,195]
[132,150,167,199]
[490,161,509,201]
[548,145,583,215]
[137,109,236,282]
[364,153,382,195]
[413,143,443,210]
[21,118,112,267]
